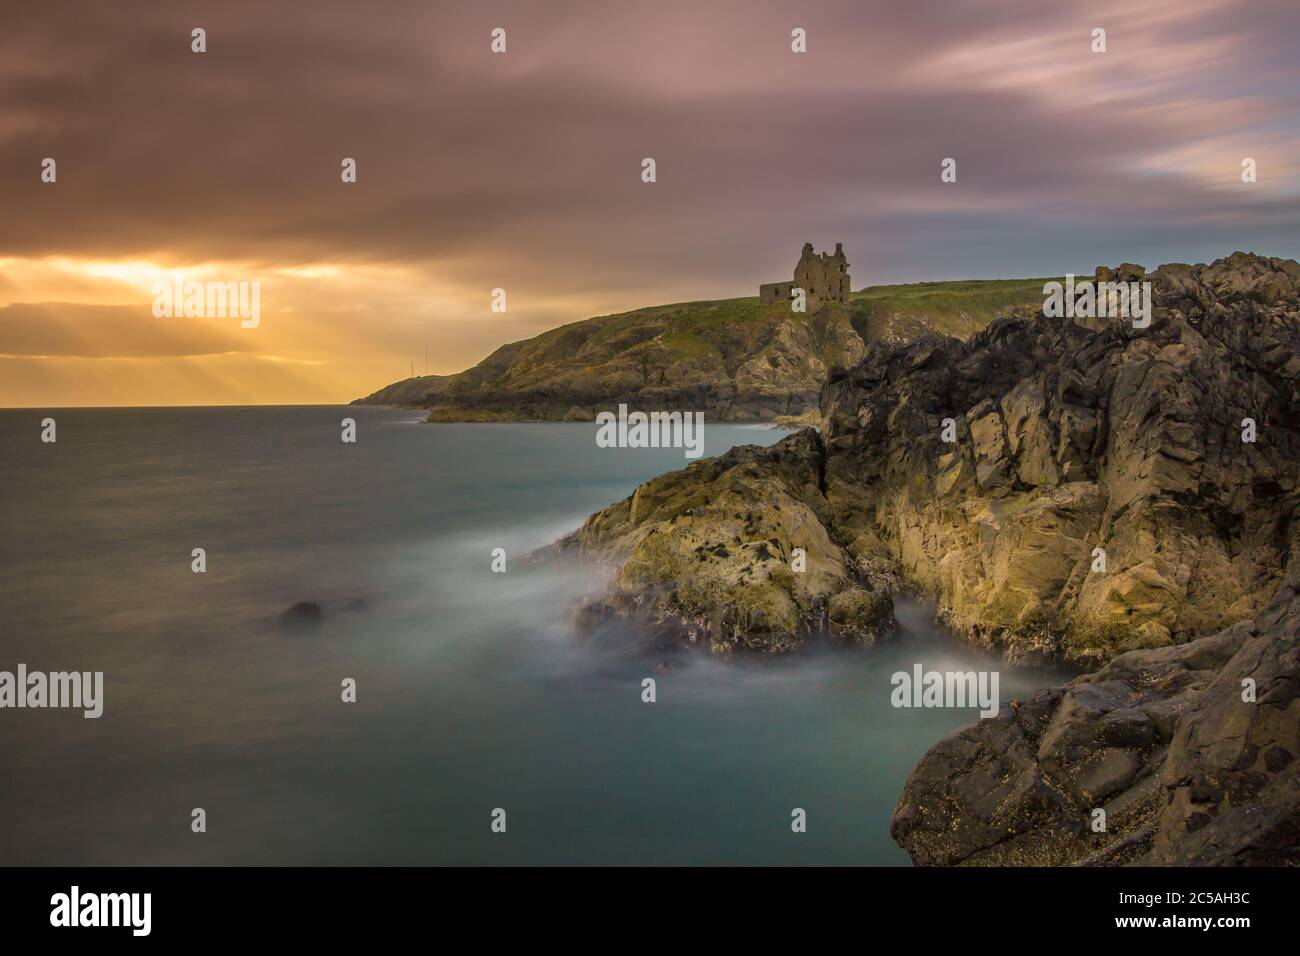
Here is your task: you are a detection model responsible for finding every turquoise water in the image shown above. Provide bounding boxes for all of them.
[0,406,1069,865]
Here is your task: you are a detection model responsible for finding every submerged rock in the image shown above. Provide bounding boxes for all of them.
[278,601,324,631]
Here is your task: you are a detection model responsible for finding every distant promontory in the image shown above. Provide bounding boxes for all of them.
[353,244,1052,422]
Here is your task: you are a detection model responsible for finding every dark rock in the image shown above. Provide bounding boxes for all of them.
[543,252,1300,866]
[279,601,323,631]
[553,252,1300,666]
[891,576,1300,866]
[573,600,618,636]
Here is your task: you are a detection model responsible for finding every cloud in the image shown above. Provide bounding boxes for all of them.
[1,0,1297,404]
[0,302,255,358]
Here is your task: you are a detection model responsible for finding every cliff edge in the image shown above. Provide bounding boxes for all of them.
[553,251,1300,865]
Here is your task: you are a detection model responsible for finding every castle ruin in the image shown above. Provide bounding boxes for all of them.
[759,242,850,309]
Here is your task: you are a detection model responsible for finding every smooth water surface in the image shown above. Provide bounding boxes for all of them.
[0,407,1069,865]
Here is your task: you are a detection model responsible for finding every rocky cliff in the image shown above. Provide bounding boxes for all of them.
[554,252,1300,864]
[886,253,1300,867]
[352,278,1048,422]
[558,253,1300,667]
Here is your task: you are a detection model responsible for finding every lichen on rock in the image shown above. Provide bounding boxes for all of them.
[553,429,899,654]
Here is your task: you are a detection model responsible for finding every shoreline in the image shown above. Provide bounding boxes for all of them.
[356,402,816,431]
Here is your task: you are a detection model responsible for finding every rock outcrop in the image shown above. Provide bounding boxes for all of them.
[551,251,1299,865]
[555,430,896,655]
[556,253,1300,666]
[819,252,1300,664]
[891,569,1300,865]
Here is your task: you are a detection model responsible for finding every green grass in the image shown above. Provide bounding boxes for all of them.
[849,277,1058,341]
[627,277,1056,344]
[367,276,1065,407]
[538,278,1052,352]
[658,329,722,360]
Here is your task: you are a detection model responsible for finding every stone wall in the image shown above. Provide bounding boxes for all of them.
[760,242,851,309]
[759,281,794,304]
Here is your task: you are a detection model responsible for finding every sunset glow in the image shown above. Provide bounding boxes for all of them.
[3,0,1298,406]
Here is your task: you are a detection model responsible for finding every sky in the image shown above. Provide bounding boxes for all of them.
[2,0,1298,406]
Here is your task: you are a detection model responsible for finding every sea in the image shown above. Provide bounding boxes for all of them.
[0,406,1070,865]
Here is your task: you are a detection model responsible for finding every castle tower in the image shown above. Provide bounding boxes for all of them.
[760,242,851,307]
[832,242,850,299]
